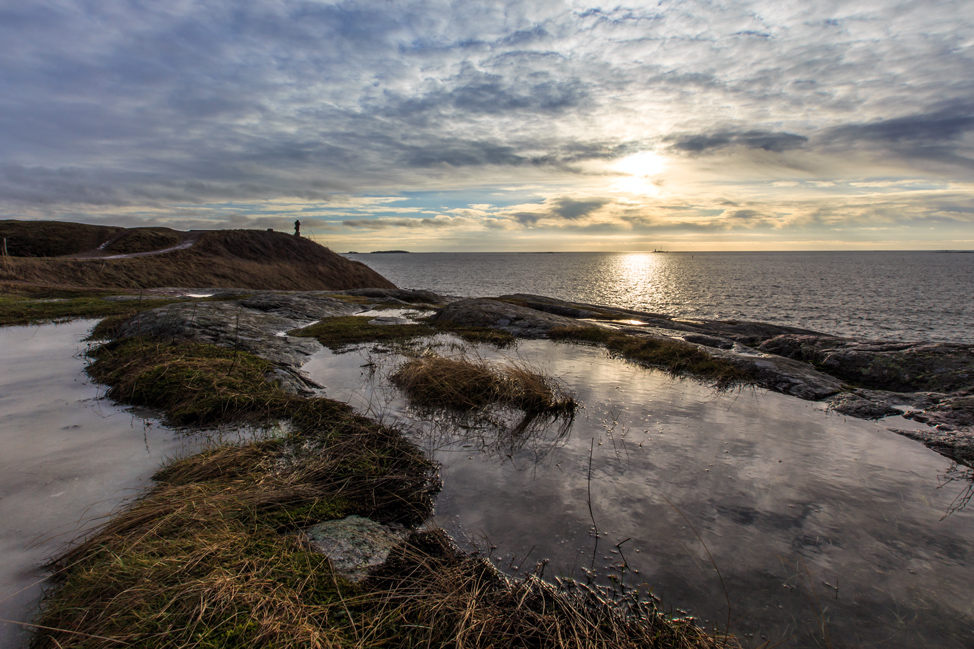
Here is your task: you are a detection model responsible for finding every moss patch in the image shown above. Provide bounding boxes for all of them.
[321,293,377,305]
[293,315,517,352]
[0,294,184,327]
[86,338,298,426]
[292,315,435,350]
[550,325,751,388]
[442,325,517,347]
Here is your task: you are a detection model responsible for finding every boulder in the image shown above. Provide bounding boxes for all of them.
[302,515,408,582]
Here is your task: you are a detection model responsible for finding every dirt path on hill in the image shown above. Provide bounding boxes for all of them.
[64,231,206,260]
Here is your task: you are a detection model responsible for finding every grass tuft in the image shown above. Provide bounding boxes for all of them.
[390,353,576,415]
[550,325,751,388]
[362,530,729,649]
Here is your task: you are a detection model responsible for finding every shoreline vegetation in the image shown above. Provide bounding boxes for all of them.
[33,335,731,649]
[3,221,973,647]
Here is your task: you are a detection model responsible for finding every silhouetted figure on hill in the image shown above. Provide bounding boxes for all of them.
[294,220,301,237]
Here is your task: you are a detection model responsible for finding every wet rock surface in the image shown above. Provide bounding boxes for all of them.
[827,391,903,419]
[500,293,824,344]
[108,288,974,467]
[717,348,845,401]
[893,426,974,466]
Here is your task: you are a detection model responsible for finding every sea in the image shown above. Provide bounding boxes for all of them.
[346,251,974,344]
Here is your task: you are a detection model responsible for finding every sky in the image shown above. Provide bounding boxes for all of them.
[1,0,973,251]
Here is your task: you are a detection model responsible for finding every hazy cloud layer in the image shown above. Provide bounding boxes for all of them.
[1,0,973,248]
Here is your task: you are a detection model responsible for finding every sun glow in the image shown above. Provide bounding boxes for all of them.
[611,152,668,195]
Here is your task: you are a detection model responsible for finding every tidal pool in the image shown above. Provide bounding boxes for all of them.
[303,339,974,648]
[0,321,246,648]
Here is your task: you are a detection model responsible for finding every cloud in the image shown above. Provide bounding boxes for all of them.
[341,215,472,230]
[820,104,974,169]
[503,195,611,226]
[667,131,809,154]
[550,197,610,219]
[828,109,974,146]
[0,0,972,248]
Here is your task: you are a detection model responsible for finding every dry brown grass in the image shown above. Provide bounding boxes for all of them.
[0,219,122,257]
[361,530,732,649]
[34,360,438,648]
[103,227,182,254]
[390,353,577,415]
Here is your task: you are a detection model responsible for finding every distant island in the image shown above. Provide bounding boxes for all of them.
[370,250,410,254]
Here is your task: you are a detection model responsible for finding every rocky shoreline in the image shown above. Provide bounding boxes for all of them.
[12,284,973,648]
[129,287,974,467]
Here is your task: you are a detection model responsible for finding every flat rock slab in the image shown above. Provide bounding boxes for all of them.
[302,515,408,582]
[432,298,578,337]
[735,351,844,401]
[892,426,974,466]
[340,288,451,305]
[500,293,825,344]
[758,334,974,393]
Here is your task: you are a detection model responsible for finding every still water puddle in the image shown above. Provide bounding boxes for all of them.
[0,321,257,648]
[303,339,974,649]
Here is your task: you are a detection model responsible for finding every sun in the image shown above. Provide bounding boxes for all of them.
[611,152,667,195]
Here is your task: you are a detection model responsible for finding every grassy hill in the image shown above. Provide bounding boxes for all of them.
[0,222,395,291]
[0,220,123,257]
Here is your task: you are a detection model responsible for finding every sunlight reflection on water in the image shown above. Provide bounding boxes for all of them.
[347,251,974,343]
